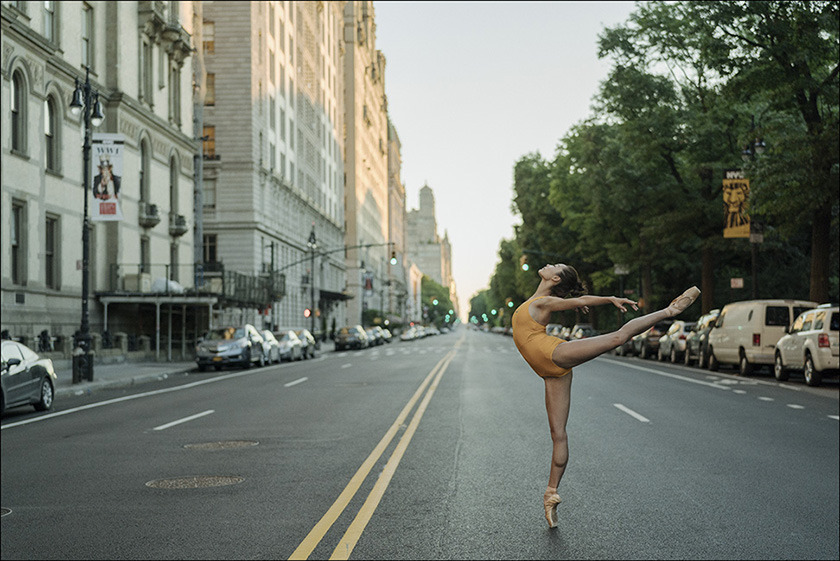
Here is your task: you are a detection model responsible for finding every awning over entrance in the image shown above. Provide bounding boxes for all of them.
[319,289,353,302]
[97,293,219,361]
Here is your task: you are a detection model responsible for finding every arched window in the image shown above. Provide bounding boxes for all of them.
[139,139,150,202]
[169,155,179,213]
[11,70,26,153]
[44,96,59,172]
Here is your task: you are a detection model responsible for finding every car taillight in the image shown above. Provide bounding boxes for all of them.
[818,334,830,348]
[678,334,686,340]
[752,333,761,346]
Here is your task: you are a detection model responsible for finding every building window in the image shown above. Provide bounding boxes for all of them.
[203,21,215,54]
[44,96,60,172]
[11,70,26,154]
[202,125,216,158]
[44,1,57,43]
[203,179,216,209]
[11,201,25,285]
[280,108,286,141]
[140,236,150,274]
[169,64,181,125]
[170,243,179,282]
[270,142,276,170]
[140,140,150,202]
[140,39,153,104]
[205,73,215,106]
[270,95,275,130]
[169,155,179,213]
[82,3,93,68]
[203,234,217,264]
[269,50,275,85]
[45,215,59,289]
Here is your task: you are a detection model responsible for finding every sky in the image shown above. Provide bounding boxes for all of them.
[373,1,639,319]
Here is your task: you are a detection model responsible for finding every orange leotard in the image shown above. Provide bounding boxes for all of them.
[512,296,572,378]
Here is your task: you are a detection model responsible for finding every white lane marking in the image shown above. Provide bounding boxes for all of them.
[613,403,650,423]
[284,377,308,388]
[341,363,352,369]
[2,367,277,430]
[758,396,775,401]
[153,409,214,431]
[829,415,839,421]
[733,390,747,394]
[599,359,730,390]
[786,404,805,410]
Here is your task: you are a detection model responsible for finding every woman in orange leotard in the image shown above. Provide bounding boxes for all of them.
[512,263,700,529]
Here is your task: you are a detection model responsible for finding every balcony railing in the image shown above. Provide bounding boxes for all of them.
[139,202,161,228]
[168,213,188,237]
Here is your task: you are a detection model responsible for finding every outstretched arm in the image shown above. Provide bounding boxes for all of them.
[534,295,638,314]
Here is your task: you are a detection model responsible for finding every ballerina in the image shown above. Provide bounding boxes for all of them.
[511,263,700,528]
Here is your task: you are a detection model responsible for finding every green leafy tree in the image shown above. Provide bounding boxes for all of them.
[420,275,454,327]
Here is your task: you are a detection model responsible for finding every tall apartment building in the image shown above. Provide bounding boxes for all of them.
[1,1,199,354]
[342,0,389,325]
[386,117,408,322]
[406,183,458,312]
[201,0,347,333]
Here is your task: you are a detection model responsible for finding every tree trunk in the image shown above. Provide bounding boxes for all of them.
[809,204,831,304]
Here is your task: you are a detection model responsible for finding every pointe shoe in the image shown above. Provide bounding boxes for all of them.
[667,286,701,317]
[543,492,562,529]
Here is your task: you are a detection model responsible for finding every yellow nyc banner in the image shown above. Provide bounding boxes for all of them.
[723,171,750,238]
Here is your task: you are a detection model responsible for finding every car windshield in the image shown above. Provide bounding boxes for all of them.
[207,327,245,340]
[280,332,293,342]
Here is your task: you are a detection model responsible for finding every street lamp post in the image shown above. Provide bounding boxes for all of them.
[69,66,104,383]
[307,225,317,334]
[742,116,766,299]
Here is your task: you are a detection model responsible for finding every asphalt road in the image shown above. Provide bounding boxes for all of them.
[2,329,838,560]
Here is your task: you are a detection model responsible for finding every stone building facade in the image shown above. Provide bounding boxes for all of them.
[342,0,389,326]
[200,0,347,334]
[386,117,408,322]
[1,0,199,356]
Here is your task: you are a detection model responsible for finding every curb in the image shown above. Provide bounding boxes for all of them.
[55,368,195,399]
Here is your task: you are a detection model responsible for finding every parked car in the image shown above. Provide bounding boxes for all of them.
[366,328,384,346]
[570,324,598,339]
[658,321,696,362]
[261,330,282,364]
[400,327,419,341]
[295,329,318,359]
[196,324,266,371]
[615,335,637,356]
[275,330,304,361]
[707,299,817,375]
[684,310,720,367]
[1,340,58,415]
[335,325,369,350]
[774,305,839,386]
[381,328,393,343]
[546,323,565,338]
[633,320,674,359]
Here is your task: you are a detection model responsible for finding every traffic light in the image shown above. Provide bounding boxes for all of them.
[520,255,529,271]
[303,308,311,318]
[390,251,397,265]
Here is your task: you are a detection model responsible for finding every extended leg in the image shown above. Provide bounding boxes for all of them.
[551,286,700,370]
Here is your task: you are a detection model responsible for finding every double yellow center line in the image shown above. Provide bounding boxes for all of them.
[289,341,461,560]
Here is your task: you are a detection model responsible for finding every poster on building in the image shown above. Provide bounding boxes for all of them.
[90,133,125,221]
[722,170,750,238]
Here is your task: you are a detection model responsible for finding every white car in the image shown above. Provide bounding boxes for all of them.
[774,305,839,386]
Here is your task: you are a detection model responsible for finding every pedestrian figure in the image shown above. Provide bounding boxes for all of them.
[511,263,699,529]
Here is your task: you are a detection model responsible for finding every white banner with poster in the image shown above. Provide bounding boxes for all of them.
[90,133,125,221]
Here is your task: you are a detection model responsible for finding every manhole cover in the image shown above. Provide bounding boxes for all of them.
[145,476,244,489]
[183,440,259,451]
[1,508,11,517]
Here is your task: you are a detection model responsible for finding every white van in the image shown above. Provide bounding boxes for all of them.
[707,299,817,375]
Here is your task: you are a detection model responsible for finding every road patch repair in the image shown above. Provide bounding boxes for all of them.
[183,440,259,451]
[145,476,244,489]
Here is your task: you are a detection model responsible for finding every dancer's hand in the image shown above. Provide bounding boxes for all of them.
[610,296,638,312]
[577,306,590,314]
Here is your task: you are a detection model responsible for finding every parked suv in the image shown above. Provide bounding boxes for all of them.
[684,309,720,368]
[658,320,696,363]
[774,305,839,386]
[706,299,817,375]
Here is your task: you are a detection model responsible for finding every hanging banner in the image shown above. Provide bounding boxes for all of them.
[90,133,124,221]
[722,170,750,238]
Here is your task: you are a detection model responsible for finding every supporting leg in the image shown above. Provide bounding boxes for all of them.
[544,373,572,528]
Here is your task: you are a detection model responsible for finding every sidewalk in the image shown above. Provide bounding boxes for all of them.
[54,360,198,399]
[53,340,338,399]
